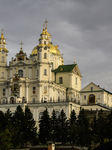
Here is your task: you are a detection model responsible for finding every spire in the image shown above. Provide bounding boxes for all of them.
[44,19,48,28]
[0,29,5,39]
[19,41,24,52]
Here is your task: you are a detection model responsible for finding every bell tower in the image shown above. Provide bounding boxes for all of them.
[0,29,9,66]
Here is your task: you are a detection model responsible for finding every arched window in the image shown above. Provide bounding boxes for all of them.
[59,77,63,84]
[39,112,43,119]
[89,94,95,104]
[18,70,23,78]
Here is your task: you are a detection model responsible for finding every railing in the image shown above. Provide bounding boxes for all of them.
[0,99,80,105]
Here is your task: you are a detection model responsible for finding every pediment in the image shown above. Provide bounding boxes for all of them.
[81,82,102,92]
[15,61,26,66]
[72,65,82,77]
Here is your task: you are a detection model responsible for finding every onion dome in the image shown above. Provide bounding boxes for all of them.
[0,30,9,52]
[31,46,38,55]
[40,28,45,35]
[48,43,60,55]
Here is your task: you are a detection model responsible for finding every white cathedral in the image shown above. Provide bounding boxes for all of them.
[0,21,112,123]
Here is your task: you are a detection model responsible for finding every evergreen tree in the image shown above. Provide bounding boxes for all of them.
[51,109,58,142]
[106,110,112,140]
[12,105,25,148]
[4,109,13,130]
[57,109,68,144]
[77,109,92,147]
[24,106,38,146]
[39,109,51,144]
[0,111,6,132]
[0,129,12,150]
[92,109,107,145]
[69,110,77,145]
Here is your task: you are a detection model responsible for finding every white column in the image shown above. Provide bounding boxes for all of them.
[69,73,73,88]
[37,84,42,103]
[26,83,29,103]
[38,64,42,81]
[19,84,22,98]
[49,65,51,82]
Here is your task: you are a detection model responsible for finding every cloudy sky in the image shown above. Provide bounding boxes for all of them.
[0,0,112,91]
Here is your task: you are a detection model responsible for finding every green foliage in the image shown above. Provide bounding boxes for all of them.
[39,109,51,144]
[68,110,77,145]
[55,109,68,144]
[24,106,38,146]
[77,109,92,147]
[51,109,58,142]
[91,109,107,146]
[0,129,12,150]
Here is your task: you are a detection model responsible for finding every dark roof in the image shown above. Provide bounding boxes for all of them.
[52,64,77,73]
[103,89,112,95]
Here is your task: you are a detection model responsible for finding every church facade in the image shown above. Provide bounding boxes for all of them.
[0,22,111,123]
[0,23,82,121]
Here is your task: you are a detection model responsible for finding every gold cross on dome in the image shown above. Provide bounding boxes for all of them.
[44,19,48,27]
[1,29,3,33]
[20,41,24,46]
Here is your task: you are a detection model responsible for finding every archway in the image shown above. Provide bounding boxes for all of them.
[10,97,15,104]
[89,94,95,104]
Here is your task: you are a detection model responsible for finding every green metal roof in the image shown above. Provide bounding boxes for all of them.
[52,64,77,73]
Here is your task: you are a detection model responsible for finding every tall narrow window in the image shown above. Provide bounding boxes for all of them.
[1,72,4,78]
[75,77,77,85]
[2,56,4,62]
[33,87,36,94]
[59,77,63,84]
[44,69,47,75]
[91,87,93,91]
[44,41,46,45]
[18,70,23,78]
[44,53,47,59]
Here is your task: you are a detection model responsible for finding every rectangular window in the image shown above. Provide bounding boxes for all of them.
[84,95,86,100]
[1,72,4,78]
[32,98,35,103]
[91,87,93,91]
[3,89,5,92]
[33,87,36,91]
[44,69,47,75]
[59,77,63,84]
[44,86,47,90]
[75,77,77,85]
[44,41,46,45]
[44,53,47,59]
[38,53,39,60]
[33,87,36,94]
[2,56,4,62]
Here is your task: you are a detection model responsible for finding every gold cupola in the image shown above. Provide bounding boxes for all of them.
[0,29,8,52]
[31,46,38,55]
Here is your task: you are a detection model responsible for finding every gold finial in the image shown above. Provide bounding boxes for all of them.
[19,41,24,50]
[44,19,48,28]
[74,57,75,63]
[1,29,4,39]
[43,24,45,29]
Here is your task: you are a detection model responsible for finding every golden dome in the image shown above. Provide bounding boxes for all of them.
[48,43,61,55]
[31,43,61,56]
[31,46,38,55]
